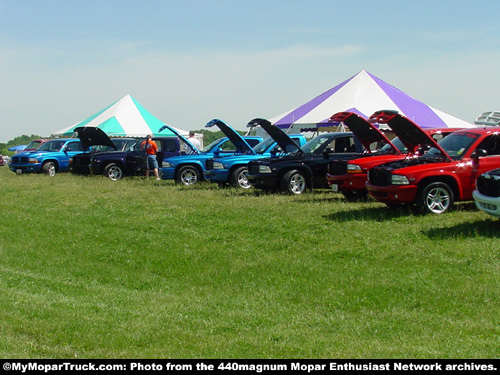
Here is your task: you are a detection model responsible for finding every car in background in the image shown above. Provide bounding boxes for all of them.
[366,110,500,214]
[24,138,51,151]
[160,119,263,185]
[246,114,399,194]
[69,127,137,174]
[9,138,87,176]
[473,168,500,218]
[204,119,307,189]
[0,155,5,166]
[326,111,461,199]
[90,124,201,180]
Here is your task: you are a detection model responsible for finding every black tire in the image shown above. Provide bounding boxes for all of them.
[175,165,200,186]
[230,166,251,189]
[280,169,307,195]
[42,162,56,176]
[104,163,124,181]
[416,182,454,214]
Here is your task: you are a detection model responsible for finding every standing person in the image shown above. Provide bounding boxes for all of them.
[188,130,202,150]
[144,134,160,180]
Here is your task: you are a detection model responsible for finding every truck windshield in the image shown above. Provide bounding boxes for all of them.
[252,138,275,154]
[38,141,66,152]
[380,137,407,153]
[427,132,480,160]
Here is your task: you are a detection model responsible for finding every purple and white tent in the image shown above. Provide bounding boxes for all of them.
[270,70,474,132]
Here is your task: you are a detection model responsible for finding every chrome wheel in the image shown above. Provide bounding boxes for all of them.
[418,182,454,214]
[231,167,251,189]
[43,162,56,177]
[425,187,450,214]
[177,166,199,185]
[280,170,307,195]
[289,173,306,194]
[104,164,123,181]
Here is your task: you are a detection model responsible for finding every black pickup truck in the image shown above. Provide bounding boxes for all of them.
[246,119,365,194]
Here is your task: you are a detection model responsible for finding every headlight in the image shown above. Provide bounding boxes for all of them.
[212,162,224,169]
[347,164,363,173]
[29,158,39,164]
[162,161,172,168]
[258,165,272,173]
[391,175,410,185]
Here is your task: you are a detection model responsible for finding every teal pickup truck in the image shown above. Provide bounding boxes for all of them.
[204,119,308,188]
[9,138,86,176]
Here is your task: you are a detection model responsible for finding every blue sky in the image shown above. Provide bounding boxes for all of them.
[1,0,500,142]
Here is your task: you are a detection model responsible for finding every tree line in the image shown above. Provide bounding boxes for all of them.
[0,135,42,156]
[1,130,246,155]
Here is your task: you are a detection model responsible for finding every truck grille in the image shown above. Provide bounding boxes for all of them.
[328,160,347,175]
[476,173,500,198]
[12,156,29,163]
[368,167,392,186]
[205,159,214,170]
[248,164,260,175]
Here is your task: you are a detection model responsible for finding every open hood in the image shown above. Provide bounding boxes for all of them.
[329,112,400,153]
[205,119,255,154]
[247,118,302,154]
[75,127,117,151]
[159,123,200,154]
[369,110,452,160]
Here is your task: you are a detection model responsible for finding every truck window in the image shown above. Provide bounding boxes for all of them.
[67,142,84,152]
[476,134,500,156]
[164,139,178,152]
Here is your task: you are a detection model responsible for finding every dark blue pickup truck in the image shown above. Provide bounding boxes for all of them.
[89,124,204,180]
[204,119,307,188]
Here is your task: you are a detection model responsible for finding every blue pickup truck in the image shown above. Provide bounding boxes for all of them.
[160,119,263,185]
[9,138,87,176]
[204,119,308,188]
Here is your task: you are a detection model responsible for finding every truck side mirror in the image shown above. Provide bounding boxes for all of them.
[270,147,280,157]
[322,148,333,159]
[416,144,431,155]
[471,149,487,159]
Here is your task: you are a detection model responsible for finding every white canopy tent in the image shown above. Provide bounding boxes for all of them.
[52,95,189,138]
[270,70,474,132]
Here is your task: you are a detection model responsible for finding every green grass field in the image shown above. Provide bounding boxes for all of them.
[0,166,499,359]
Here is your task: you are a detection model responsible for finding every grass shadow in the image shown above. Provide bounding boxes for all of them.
[423,218,500,239]
[323,204,415,222]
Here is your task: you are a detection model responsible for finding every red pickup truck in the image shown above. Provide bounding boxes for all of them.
[366,111,500,214]
[326,111,459,199]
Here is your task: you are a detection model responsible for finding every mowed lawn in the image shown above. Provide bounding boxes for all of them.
[0,166,499,359]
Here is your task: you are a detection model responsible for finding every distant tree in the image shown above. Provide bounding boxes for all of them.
[0,134,43,156]
[197,129,246,149]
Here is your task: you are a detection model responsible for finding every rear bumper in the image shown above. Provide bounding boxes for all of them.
[90,164,104,175]
[366,183,418,204]
[159,167,175,180]
[204,169,229,183]
[9,163,42,174]
[246,173,279,188]
[327,173,367,193]
[473,190,500,218]
[69,164,90,174]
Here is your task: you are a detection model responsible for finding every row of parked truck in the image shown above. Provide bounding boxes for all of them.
[7,110,500,218]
